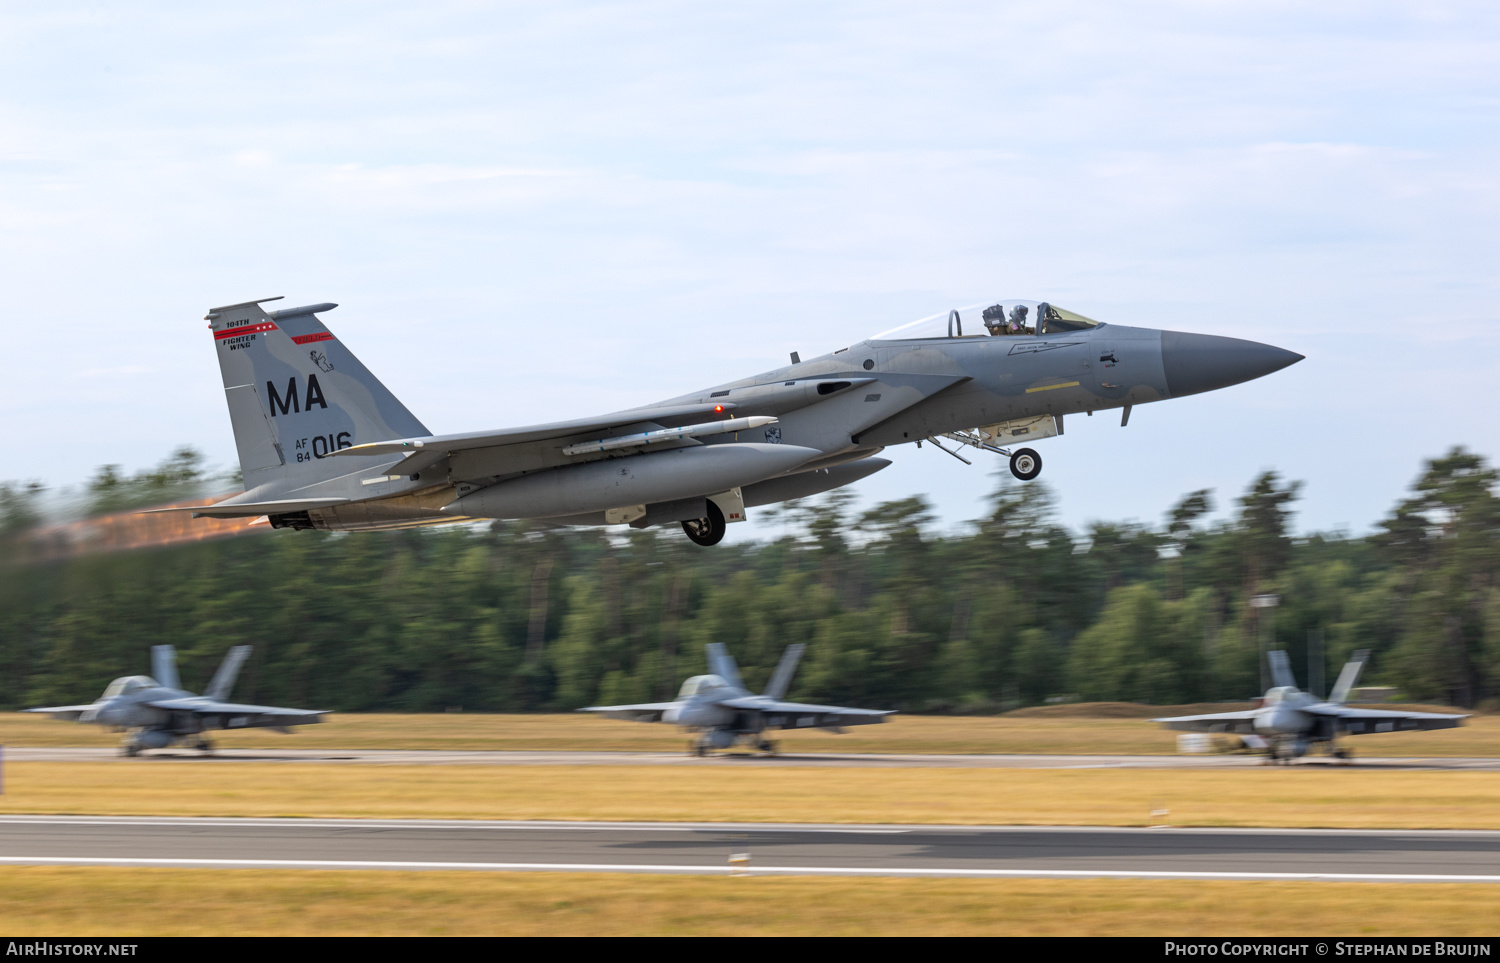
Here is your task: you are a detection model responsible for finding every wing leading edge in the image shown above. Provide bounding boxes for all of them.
[577,703,679,723]
[720,697,894,729]
[1151,709,1262,735]
[1307,705,1467,735]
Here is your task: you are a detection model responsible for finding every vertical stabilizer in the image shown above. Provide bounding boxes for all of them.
[763,644,805,700]
[706,643,745,691]
[1328,649,1371,705]
[1267,650,1297,690]
[151,645,180,691]
[205,298,430,494]
[205,645,253,702]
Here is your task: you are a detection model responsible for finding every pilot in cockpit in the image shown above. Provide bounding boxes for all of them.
[982,303,1029,336]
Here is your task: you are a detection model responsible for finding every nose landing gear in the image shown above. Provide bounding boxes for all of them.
[1009,448,1042,481]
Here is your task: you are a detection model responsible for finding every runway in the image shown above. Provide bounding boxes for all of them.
[9,747,1500,770]
[2,816,1498,881]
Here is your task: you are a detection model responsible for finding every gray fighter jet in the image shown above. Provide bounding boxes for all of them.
[580,643,892,755]
[1155,650,1466,763]
[163,296,1301,544]
[25,645,325,756]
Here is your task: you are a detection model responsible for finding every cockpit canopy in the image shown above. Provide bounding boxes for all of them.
[872,300,1100,341]
[677,674,728,699]
[101,675,158,699]
[1263,685,1300,705]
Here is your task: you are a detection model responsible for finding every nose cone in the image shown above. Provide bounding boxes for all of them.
[1160,331,1303,399]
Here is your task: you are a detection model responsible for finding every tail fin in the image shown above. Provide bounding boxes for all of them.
[205,298,430,493]
[763,643,805,700]
[205,645,252,701]
[1328,649,1370,704]
[705,643,745,691]
[150,645,180,690]
[1267,650,1297,690]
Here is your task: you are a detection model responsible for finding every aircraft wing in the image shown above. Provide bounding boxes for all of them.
[22,705,99,721]
[577,703,679,723]
[1307,705,1467,734]
[1153,709,1263,734]
[144,698,326,728]
[719,697,894,729]
[328,403,741,459]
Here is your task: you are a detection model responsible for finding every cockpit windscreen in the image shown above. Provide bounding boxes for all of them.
[872,300,1100,341]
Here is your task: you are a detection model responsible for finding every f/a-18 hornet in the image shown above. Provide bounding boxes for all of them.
[167,296,1301,543]
[581,643,891,755]
[25,645,326,756]
[1155,650,1466,763]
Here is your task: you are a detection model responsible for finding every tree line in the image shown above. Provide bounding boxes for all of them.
[1,447,1496,712]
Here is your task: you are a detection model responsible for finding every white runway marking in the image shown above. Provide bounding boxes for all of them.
[1,855,1498,882]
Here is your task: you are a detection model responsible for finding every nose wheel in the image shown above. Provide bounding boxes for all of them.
[1009,448,1042,480]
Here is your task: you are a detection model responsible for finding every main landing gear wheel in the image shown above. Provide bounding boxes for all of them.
[1009,448,1042,481]
[756,739,779,756]
[681,500,727,546]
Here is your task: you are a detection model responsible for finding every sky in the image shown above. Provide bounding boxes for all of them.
[1,1,1496,541]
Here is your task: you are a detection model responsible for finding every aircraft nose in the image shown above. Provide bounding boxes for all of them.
[1160,331,1303,399]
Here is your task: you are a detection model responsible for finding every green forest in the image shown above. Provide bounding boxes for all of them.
[1,447,1497,713]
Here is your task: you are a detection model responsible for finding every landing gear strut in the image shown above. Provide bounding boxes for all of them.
[681,500,727,547]
[1009,448,1042,481]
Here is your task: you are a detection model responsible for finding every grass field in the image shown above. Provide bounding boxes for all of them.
[4,707,1493,756]
[0,868,1496,936]
[5,762,1500,827]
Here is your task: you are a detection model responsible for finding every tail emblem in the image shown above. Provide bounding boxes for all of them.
[310,349,334,373]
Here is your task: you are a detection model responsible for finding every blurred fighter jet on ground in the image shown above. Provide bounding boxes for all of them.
[581,643,892,755]
[25,645,325,756]
[1155,649,1466,763]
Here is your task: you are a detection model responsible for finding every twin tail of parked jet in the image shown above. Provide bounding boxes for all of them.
[162,296,1302,544]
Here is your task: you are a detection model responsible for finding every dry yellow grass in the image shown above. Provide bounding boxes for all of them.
[5,762,1500,828]
[4,710,1495,756]
[0,868,1496,936]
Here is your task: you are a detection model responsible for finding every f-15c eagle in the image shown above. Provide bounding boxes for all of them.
[25,645,325,756]
[163,296,1301,544]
